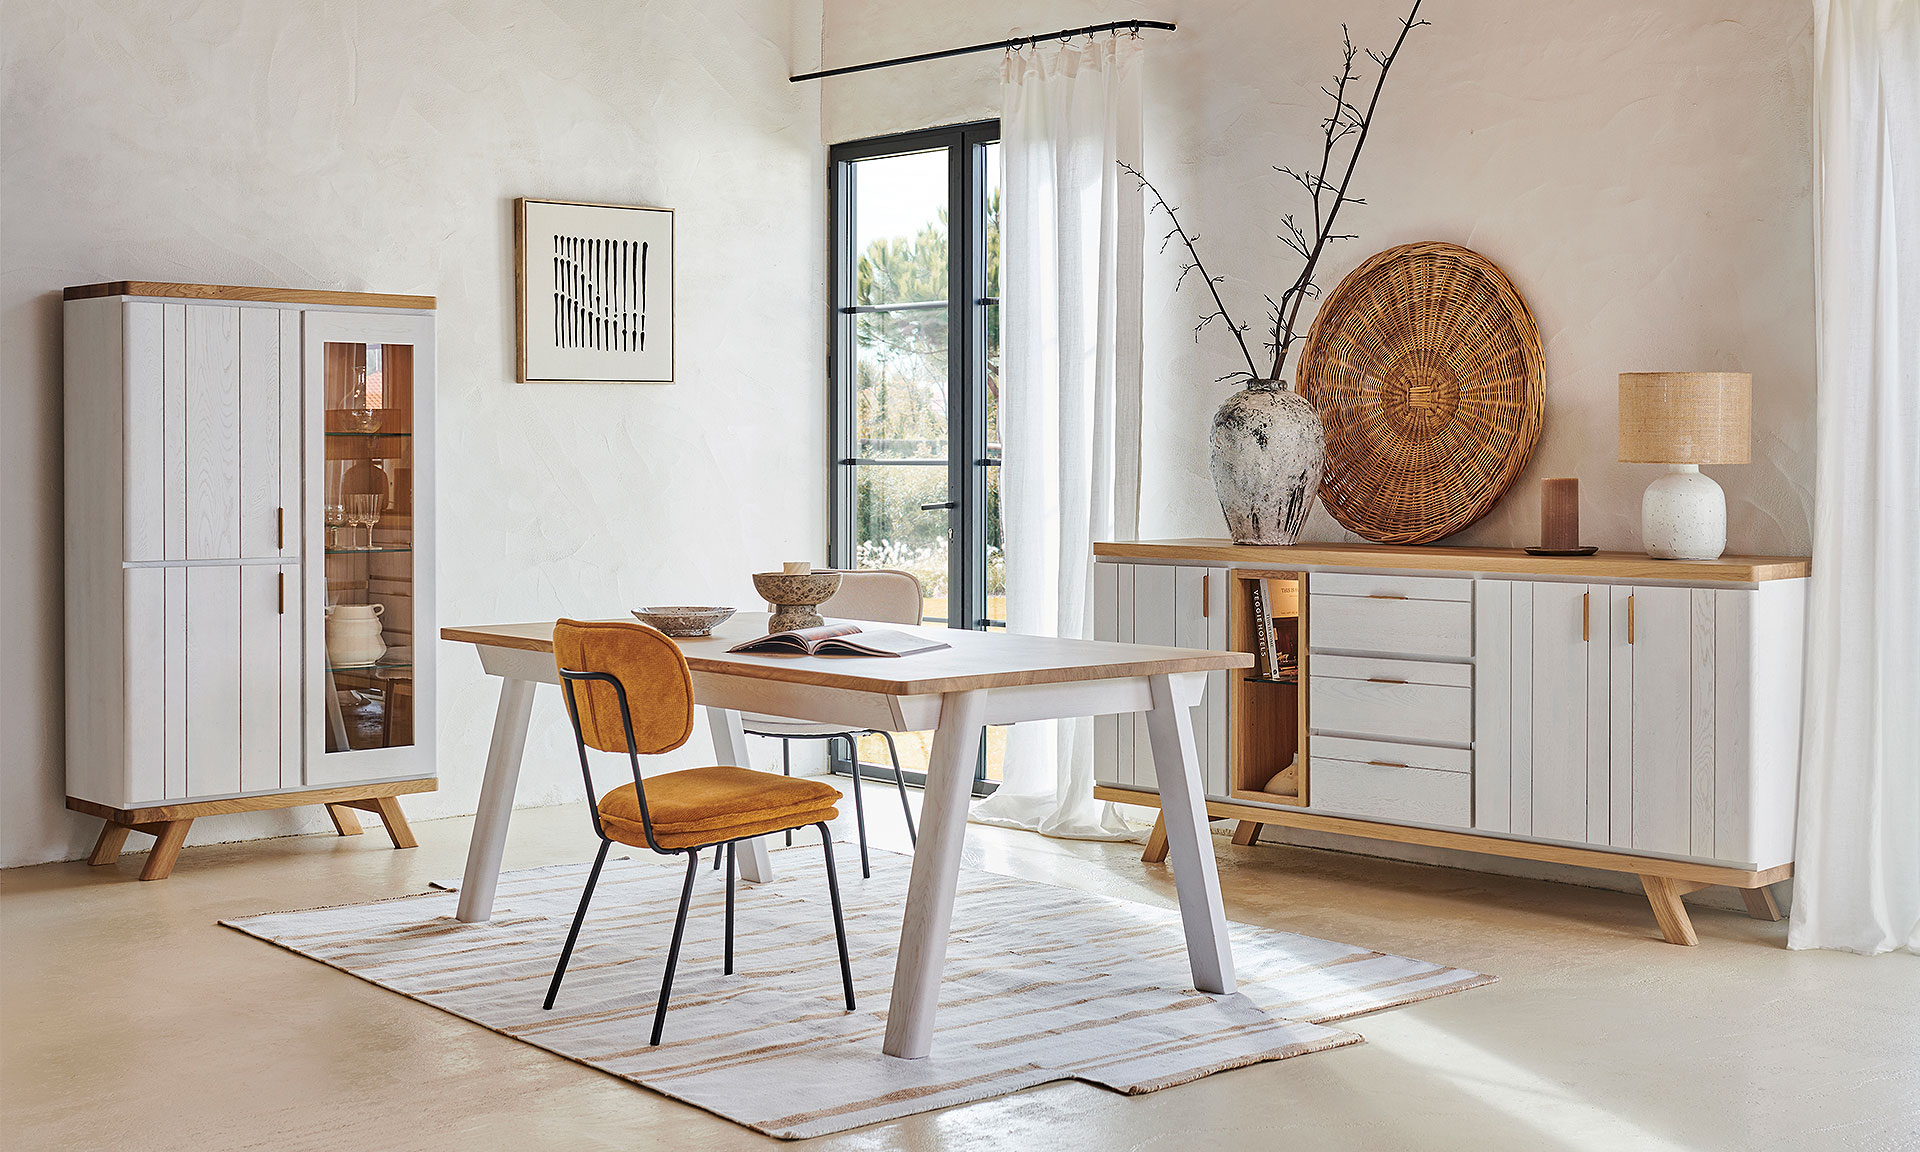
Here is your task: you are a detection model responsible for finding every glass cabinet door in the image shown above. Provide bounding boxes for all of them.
[304,310,435,784]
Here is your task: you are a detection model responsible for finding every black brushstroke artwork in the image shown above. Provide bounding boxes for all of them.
[552,235,648,352]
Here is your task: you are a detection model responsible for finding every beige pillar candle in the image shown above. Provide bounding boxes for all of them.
[1540,478,1581,550]
[782,561,812,575]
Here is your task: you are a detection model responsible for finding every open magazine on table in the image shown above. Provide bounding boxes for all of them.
[727,623,951,658]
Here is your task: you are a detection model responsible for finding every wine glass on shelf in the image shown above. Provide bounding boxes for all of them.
[325,502,346,550]
[346,494,383,550]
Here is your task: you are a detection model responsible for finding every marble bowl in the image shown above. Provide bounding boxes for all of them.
[751,571,842,632]
[630,606,735,637]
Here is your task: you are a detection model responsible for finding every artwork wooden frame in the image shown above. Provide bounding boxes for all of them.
[515,197,675,383]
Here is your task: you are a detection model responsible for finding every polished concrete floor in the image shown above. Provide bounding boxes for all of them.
[5,783,1916,1152]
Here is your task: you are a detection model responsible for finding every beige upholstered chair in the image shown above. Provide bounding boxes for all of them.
[743,569,923,877]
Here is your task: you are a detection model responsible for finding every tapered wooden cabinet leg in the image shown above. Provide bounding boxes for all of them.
[139,819,194,881]
[326,804,365,836]
[1231,821,1264,847]
[368,796,417,850]
[1142,815,1170,864]
[1741,884,1783,922]
[89,822,132,866]
[1640,874,1699,946]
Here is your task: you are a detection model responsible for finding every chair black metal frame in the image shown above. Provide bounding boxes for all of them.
[546,668,856,1046]
[733,727,917,876]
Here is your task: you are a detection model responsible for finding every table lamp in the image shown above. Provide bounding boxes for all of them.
[1617,372,1751,560]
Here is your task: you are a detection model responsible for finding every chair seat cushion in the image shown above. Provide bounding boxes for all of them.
[740,713,864,738]
[597,766,842,850]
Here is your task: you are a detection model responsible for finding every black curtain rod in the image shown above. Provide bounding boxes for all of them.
[790,19,1176,83]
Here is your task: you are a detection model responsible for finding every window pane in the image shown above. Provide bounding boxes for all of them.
[853,149,948,307]
[856,324,947,460]
[853,464,949,625]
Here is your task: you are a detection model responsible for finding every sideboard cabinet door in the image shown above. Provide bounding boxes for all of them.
[1611,585,1706,858]
[1093,561,1227,798]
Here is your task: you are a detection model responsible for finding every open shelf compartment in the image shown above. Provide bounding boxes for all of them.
[1228,569,1308,807]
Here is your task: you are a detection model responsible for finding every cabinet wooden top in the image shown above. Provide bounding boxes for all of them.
[63,282,435,310]
[1094,539,1810,583]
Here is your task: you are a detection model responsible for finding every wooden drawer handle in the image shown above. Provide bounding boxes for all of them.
[1366,676,1408,685]
[1368,759,1408,769]
[1628,593,1636,644]
[1367,592,1409,600]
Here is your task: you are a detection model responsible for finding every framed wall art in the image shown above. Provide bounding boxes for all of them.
[515,197,675,383]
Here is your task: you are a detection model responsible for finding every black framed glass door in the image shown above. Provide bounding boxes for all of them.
[828,121,1002,787]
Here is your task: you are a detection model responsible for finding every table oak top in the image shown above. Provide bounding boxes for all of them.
[443,612,1251,697]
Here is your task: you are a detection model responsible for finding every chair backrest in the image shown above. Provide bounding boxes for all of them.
[816,569,924,626]
[552,618,695,755]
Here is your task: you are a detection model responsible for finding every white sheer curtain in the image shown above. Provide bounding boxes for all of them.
[1789,0,1920,955]
[969,36,1143,840]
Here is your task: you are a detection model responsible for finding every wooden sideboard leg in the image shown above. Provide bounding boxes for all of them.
[1231,821,1264,847]
[326,804,365,837]
[89,822,132,866]
[1740,884,1784,922]
[138,819,194,881]
[368,796,418,850]
[1141,815,1170,864]
[1640,874,1700,946]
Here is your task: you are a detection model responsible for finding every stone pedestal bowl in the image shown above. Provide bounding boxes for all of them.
[630,606,736,637]
[751,571,842,633]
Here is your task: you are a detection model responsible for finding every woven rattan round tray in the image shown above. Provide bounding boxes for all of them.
[1298,241,1544,544]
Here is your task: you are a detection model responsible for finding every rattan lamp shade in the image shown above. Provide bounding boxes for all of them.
[1617,372,1752,464]
[1299,242,1545,544]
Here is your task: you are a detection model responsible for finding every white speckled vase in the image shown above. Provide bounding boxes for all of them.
[1209,379,1327,545]
[1641,464,1727,560]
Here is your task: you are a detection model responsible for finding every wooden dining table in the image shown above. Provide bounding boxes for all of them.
[441,613,1253,1059]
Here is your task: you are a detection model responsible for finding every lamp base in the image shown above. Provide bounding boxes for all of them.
[1642,464,1726,560]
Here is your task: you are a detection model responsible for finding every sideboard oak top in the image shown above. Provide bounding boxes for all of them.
[64,282,435,310]
[1094,539,1810,583]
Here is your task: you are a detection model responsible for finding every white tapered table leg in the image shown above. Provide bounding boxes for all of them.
[883,689,986,1059]
[456,676,538,922]
[707,706,773,883]
[1143,672,1236,994]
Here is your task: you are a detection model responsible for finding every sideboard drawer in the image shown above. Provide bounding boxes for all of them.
[1310,740,1472,828]
[1310,662,1473,745]
[1311,572,1474,602]
[1310,591,1473,659]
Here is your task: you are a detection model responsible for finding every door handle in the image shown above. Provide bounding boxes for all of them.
[1368,759,1408,769]
[1366,677,1408,685]
[1582,591,1590,643]
[278,571,285,615]
[1628,593,1635,644]
[919,501,957,511]
[1367,592,1408,600]
[1202,573,1210,618]
[277,507,285,550]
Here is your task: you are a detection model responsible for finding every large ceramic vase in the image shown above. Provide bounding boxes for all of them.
[1208,379,1326,545]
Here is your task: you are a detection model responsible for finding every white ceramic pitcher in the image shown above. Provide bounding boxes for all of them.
[325,603,386,667]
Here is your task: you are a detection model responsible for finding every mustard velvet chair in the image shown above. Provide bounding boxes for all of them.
[742,569,923,877]
[546,618,856,1045]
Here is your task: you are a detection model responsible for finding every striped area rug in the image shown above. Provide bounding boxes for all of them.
[222,846,1492,1138]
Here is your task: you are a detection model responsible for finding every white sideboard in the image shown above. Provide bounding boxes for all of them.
[63,282,439,878]
[1091,539,1811,944]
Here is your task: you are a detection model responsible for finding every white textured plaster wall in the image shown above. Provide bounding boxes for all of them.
[1,1,826,867]
[819,0,1816,554]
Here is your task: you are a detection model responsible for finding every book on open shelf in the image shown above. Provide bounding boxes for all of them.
[1251,580,1276,678]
